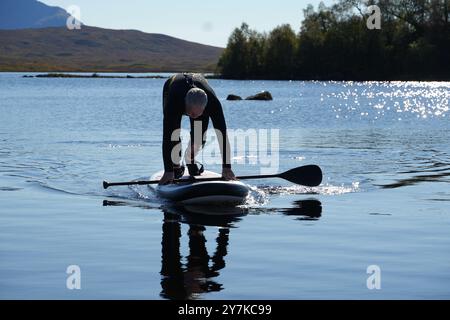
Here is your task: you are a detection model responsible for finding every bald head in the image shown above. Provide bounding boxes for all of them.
[185,88,207,119]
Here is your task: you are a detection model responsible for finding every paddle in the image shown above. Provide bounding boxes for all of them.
[103,165,322,189]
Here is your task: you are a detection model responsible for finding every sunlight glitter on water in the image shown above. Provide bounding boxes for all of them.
[321,81,450,121]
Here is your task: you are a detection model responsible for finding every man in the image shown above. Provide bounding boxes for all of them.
[159,73,236,185]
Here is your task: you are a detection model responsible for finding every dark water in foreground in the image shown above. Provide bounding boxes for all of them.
[0,73,449,299]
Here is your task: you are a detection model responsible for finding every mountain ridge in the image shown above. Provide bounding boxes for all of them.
[0,26,223,72]
[0,0,70,30]
[0,0,223,72]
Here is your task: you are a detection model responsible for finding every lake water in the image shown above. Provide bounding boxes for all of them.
[0,73,449,299]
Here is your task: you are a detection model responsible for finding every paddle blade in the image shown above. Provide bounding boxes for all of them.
[280,165,323,187]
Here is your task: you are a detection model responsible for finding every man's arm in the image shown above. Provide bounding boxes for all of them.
[185,115,210,165]
[162,110,182,172]
[208,94,232,169]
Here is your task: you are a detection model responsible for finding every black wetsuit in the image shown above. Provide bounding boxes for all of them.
[162,73,231,172]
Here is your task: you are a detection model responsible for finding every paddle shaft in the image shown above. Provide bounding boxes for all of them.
[103,174,280,189]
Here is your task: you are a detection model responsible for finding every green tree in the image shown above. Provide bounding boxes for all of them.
[218,23,248,79]
[218,23,266,79]
[264,24,298,79]
[218,0,450,80]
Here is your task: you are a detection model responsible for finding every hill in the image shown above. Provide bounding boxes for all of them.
[0,0,69,30]
[0,26,223,72]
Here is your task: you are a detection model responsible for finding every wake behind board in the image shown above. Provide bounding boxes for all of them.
[150,170,250,205]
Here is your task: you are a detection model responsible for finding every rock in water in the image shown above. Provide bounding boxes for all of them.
[246,91,273,101]
[227,94,243,101]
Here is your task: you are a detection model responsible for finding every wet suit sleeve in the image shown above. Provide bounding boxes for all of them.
[188,115,210,165]
[207,91,232,169]
[162,98,183,173]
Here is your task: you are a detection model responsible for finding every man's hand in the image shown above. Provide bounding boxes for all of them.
[159,171,175,185]
[222,167,237,181]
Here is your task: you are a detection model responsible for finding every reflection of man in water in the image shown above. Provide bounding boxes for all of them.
[160,212,230,300]
[158,200,321,299]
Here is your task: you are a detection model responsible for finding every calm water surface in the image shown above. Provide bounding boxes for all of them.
[0,73,449,299]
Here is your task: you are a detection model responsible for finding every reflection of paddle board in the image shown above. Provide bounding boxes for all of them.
[163,205,247,227]
[151,170,250,205]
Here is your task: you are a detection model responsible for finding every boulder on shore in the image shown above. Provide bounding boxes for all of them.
[245,91,273,101]
[227,94,243,101]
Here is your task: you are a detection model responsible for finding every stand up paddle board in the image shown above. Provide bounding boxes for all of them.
[150,171,250,205]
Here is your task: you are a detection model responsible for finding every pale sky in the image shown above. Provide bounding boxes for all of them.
[41,0,334,47]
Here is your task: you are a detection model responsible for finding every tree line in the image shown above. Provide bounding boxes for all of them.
[217,0,450,80]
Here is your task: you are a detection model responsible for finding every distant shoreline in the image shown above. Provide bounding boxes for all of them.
[17,73,450,82]
[19,73,224,79]
[23,73,169,79]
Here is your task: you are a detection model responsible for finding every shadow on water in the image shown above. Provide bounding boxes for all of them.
[102,199,322,300]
